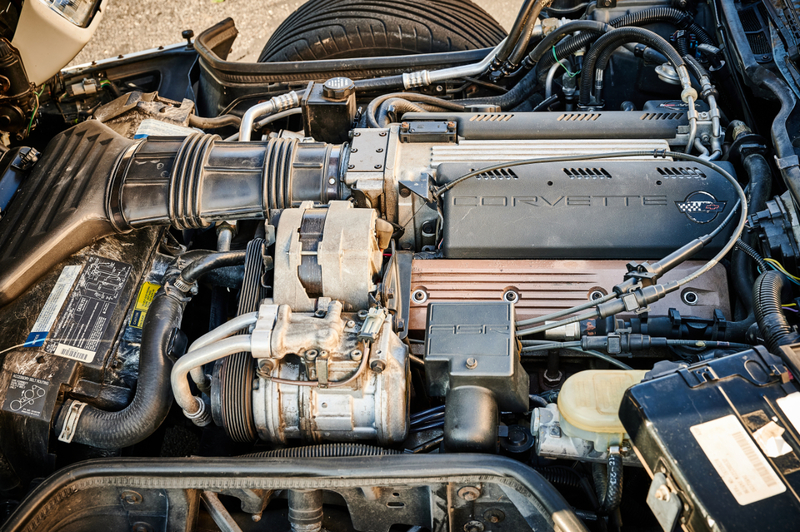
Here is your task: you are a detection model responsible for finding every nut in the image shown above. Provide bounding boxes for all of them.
[458,486,481,501]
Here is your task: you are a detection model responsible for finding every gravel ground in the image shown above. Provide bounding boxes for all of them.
[69,0,522,67]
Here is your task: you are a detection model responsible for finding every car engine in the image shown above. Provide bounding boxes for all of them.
[2,0,800,530]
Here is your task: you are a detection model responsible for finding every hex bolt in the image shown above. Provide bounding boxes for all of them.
[305,349,319,361]
[458,486,481,501]
[370,360,386,373]
[350,349,363,361]
[655,485,671,502]
[346,320,356,328]
[121,491,142,505]
[465,357,478,369]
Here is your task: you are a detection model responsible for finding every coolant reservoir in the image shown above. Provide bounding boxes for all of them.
[557,370,648,450]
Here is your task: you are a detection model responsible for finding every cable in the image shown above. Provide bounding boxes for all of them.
[517,292,617,327]
[366,93,465,128]
[763,258,800,286]
[520,341,633,370]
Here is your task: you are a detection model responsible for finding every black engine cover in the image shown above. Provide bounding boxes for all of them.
[440,160,737,259]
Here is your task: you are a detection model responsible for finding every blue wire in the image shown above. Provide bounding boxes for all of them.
[766,262,800,286]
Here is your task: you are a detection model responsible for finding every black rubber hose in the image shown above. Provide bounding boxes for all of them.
[506,0,549,67]
[675,30,690,56]
[536,6,708,73]
[592,454,623,515]
[525,20,610,67]
[496,0,540,64]
[367,92,465,128]
[683,54,712,84]
[754,271,800,354]
[55,291,184,449]
[354,75,405,92]
[731,154,772,317]
[180,250,248,285]
[580,27,685,106]
[244,444,401,458]
[376,98,427,126]
[187,114,241,129]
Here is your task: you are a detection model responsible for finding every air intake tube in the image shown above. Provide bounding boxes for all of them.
[0,121,343,306]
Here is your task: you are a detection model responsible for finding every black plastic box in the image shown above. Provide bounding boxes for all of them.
[619,347,800,531]
[424,301,528,412]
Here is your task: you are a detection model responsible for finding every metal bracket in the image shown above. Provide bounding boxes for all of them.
[251,303,280,358]
[58,401,88,443]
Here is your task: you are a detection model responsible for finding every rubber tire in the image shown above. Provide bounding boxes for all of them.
[258,0,506,62]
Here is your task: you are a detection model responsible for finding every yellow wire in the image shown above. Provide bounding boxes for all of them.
[763,257,800,281]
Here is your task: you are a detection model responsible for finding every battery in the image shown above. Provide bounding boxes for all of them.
[619,346,800,531]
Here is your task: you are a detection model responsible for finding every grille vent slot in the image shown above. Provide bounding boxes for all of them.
[470,114,514,122]
[558,113,601,122]
[563,168,612,179]
[657,167,707,178]
[475,168,518,180]
[640,112,683,120]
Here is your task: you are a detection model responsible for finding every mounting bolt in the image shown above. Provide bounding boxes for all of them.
[376,148,384,153]
[346,320,356,328]
[466,357,478,369]
[458,486,481,501]
[370,360,386,373]
[348,164,355,169]
[400,122,410,130]
[121,491,142,505]
[655,485,671,502]
[379,131,387,136]
[350,349,363,361]
[251,513,262,522]
[305,349,319,361]
[464,521,484,532]
[374,164,383,169]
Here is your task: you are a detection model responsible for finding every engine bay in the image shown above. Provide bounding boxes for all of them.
[2,0,800,530]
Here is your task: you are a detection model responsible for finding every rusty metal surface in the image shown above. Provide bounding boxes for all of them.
[409,259,730,331]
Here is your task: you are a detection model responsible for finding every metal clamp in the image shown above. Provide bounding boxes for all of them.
[58,401,88,443]
[251,302,280,358]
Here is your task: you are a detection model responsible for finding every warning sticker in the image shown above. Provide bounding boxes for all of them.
[691,415,786,505]
[45,256,132,365]
[24,265,82,347]
[2,373,50,419]
[129,282,160,329]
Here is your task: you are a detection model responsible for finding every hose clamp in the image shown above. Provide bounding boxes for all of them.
[172,276,197,294]
[58,401,88,443]
[402,70,431,89]
[271,91,300,113]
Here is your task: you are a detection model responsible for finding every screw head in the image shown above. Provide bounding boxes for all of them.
[370,360,386,373]
[351,349,363,361]
[328,178,336,185]
[464,520,484,532]
[655,485,671,501]
[348,164,355,169]
[466,357,478,369]
[458,486,481,501]
[347,320,356,328]
[374,164,383,169]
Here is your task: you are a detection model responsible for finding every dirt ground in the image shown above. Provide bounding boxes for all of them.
[69,0,521,66]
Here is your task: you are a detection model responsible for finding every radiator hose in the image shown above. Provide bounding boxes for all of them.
[244,444,402,458]
[54,251,247,449]
[753,271,800,354]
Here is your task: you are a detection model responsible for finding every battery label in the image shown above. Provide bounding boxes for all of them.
[24,265,82,347]
[129,282,160,329]
[45,256,132,364]
[2,373,50,419]
[691,415,785,505]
